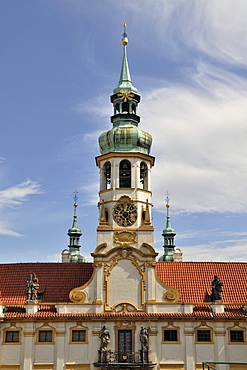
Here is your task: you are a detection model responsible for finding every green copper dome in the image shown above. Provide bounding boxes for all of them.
[99,125,152,155]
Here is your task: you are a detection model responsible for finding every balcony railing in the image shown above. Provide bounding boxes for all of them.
[94,350,155,367]
[203,362,247,370]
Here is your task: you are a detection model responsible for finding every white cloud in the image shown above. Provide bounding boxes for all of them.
[0,221,22,237]
[0,179,42,208]
[0,179,42,237]
[181,238,247,262]
[139,64,247,213]
[109,0,247,66]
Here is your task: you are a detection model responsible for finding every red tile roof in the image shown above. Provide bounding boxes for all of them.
[0,261,246,307]
[156,261,247,303]
[0,262,93,304]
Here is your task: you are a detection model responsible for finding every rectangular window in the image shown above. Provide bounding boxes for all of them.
[230,330,244,343]
[5,330,19,343]
[197,330,211,342]
[38,330,52,342]
[163,330,178,342]
[72,330,86,342]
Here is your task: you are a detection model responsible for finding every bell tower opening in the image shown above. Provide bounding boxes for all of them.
[140,161,148,190]
[103,161,111,190]
[119,159,131,188]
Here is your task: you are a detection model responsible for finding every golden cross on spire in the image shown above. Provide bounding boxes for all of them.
[165,191,170,208]
[73,189,78,206]
[122,22,127,37]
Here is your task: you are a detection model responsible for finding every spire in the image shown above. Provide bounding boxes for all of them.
[67,190,84,263]
[159,193,176,262]
[163,194,176,235]
[113,23,138,94]
[98,24,152,156]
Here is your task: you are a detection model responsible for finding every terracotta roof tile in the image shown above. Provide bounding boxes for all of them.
[156,262,247,303]
[0,262,93,304]
[0,261,247,306]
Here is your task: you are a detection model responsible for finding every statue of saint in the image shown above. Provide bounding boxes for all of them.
[140,326,150,351]
[99,325,110,351]
[26,273,39,301]
[211,275,223,301]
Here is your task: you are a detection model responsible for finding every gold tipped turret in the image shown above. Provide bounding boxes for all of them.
[122,22,128,45]
[122,37,128,45]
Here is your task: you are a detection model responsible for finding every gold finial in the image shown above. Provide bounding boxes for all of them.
[122,22,128,45]
[165,191,170,208]
[73,189,78,208]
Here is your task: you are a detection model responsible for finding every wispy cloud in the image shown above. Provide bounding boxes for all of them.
[0,179,43,236]
[0,221,22,237]
[140,63,247,213]
[0,179,42,208]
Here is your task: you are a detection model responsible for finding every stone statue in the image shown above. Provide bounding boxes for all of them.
[26,273,39,301]
[140,326,150,351]
[99,325,110,351]
[211,275,223,302]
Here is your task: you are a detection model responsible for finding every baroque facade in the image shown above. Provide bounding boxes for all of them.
[0,32,247,370]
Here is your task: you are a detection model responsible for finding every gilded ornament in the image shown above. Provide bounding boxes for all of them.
[114,230,137,245]
[113,196,137,227]
[117,89,134,102]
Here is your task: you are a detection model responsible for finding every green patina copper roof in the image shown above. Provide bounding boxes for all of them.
[99,125,152,155]
[162,204,176,236]
[113,44,138,94]
[98,32,152,156]
[68,198,82,237]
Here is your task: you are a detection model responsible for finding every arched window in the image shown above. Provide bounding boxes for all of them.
[103,161,111,189]
[140,162,148,190]
[119,160,131,188]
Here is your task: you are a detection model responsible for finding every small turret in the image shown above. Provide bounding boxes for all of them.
[159,193,176,262]
[66,190,85,263]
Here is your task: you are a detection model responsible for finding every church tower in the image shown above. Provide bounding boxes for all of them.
[96,27,155,254]
[69,28,179,312]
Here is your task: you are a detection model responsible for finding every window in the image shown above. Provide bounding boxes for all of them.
[72,329,86,343]
[4,330,20,343]
[103,161,111,189]
[140,162,148,189]
[38,330,53,343]
[230,330,244,343]
[163,329,178,342]
[119,160,131,188]
[197,329,211,342]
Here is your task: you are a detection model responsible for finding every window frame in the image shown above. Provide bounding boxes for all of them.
[69,326,88,344]
[195,328,213,344]
[3,328,21,345]
[162,325,180,344]
[228,328,246,344]
[36,328,54,345]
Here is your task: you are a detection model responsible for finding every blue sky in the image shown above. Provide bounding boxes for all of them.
[1,0,247,263]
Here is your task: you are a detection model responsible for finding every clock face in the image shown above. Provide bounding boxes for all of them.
[113,201,137,227]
